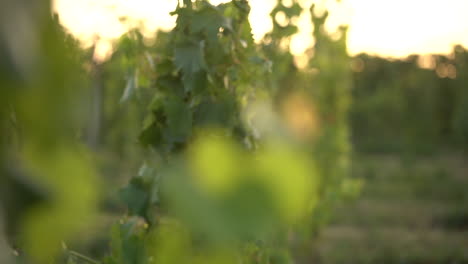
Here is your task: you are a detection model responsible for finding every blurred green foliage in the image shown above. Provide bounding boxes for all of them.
[351,47,468,154]
[12,0,468,263]
[1,1,99,263]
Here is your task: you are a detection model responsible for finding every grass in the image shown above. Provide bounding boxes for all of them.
[313,153,468,264]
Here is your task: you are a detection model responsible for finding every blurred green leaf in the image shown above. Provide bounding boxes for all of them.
[174,41,206,76]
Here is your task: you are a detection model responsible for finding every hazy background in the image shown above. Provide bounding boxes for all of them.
[53,0,468,60]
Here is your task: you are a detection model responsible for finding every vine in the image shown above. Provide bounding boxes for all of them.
[96,1,355,263]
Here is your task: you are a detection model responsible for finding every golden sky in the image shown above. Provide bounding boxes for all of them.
[53,0,468,59]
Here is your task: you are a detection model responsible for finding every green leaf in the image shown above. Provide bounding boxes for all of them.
[174,41,208,92]
[163,96,192,144]
[193,96,236,127]
[183,70,208,94]
[120,178,149,217]
[174,41,206,75]
[192,5,224,42]
[139,113,163,148]
[109,219,147,264]
[155,59,175,76]
[156,74,185,97]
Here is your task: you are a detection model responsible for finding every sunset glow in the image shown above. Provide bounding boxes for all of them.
[53,0,468,60]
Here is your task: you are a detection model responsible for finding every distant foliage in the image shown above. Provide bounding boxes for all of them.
[351,47,468,154]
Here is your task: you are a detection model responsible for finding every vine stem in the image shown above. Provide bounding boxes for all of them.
[67,250,101,264]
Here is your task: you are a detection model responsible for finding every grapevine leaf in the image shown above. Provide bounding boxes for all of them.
[139,114,163,148]
[156,75,185,97]
[192,5,224,42]
[175,41,207,92]
[174,41,206,76]
[120,178,149,217]
[119,220,146,264]
[183,70,208,94]
[193,95,236,127]
[155,59,174,76]
[238,21,255,48]
[163,96,192,144]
